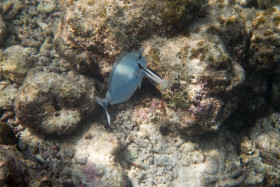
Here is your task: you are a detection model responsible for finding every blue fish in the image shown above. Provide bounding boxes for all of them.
[95,50,169,125]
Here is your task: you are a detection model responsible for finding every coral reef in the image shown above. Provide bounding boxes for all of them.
[240,113,280,185]
[142,34,245,134]
[0,0,278,186]
[14,68,97,135]
[248,6,280,73]
[54,0,202,74]
[54,0,250,134]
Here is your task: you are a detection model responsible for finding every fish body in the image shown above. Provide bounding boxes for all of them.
[108,51,146,105]
[95,50,146,125]
[95,50,169,126]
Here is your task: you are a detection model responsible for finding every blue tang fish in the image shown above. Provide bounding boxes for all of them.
[95,50,169,125]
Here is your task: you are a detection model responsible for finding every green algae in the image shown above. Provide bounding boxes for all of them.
[169,90,190,110]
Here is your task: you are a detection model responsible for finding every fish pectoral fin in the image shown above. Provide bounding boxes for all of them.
[95,96,111,126]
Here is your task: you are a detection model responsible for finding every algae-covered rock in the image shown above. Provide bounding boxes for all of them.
[54,0,202,74]
[116,117,244,186]
[142,34,245,134]
[240,113,280,185]
[14,68,97,135]
[248,6,280,73]
[0,45,35,84]
[0,122,17,145]
[0,83,18,110]
[0,145,30,186]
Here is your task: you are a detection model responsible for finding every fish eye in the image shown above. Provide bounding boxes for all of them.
[138,55,142,60]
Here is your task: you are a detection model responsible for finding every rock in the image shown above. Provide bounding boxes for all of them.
[14,68,97,135]
[37,0,56,14]
[63,147,75,159]
[141,34,245,134]
[0,45,35,84]
[54,0,202,74]
[124,144,139,161]
[0,16,6,46]
[75,154,88,165]
[76,125,126,186]
[0,122,17,145]
[123,121,244,186]
[248,6,280,73]
[18,140,28,151]
[0,82,18,110]
[0,145,30,186]
[240,113,280,186]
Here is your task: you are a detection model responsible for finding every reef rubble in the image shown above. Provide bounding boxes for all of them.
[0,0,279,186]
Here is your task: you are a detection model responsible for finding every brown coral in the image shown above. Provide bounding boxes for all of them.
[14,68,97,135]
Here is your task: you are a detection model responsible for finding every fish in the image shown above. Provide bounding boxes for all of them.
[95,50,169,126]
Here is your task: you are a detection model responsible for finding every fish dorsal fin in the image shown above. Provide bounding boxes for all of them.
[109,51,129,82]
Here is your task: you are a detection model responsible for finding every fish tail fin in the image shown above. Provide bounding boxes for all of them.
[95,96,111,126]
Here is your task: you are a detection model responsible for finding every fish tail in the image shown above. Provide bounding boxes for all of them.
[95,96,111,126]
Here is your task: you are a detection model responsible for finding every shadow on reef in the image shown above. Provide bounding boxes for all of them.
[132,77,163,100]
[220,73,279,142]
